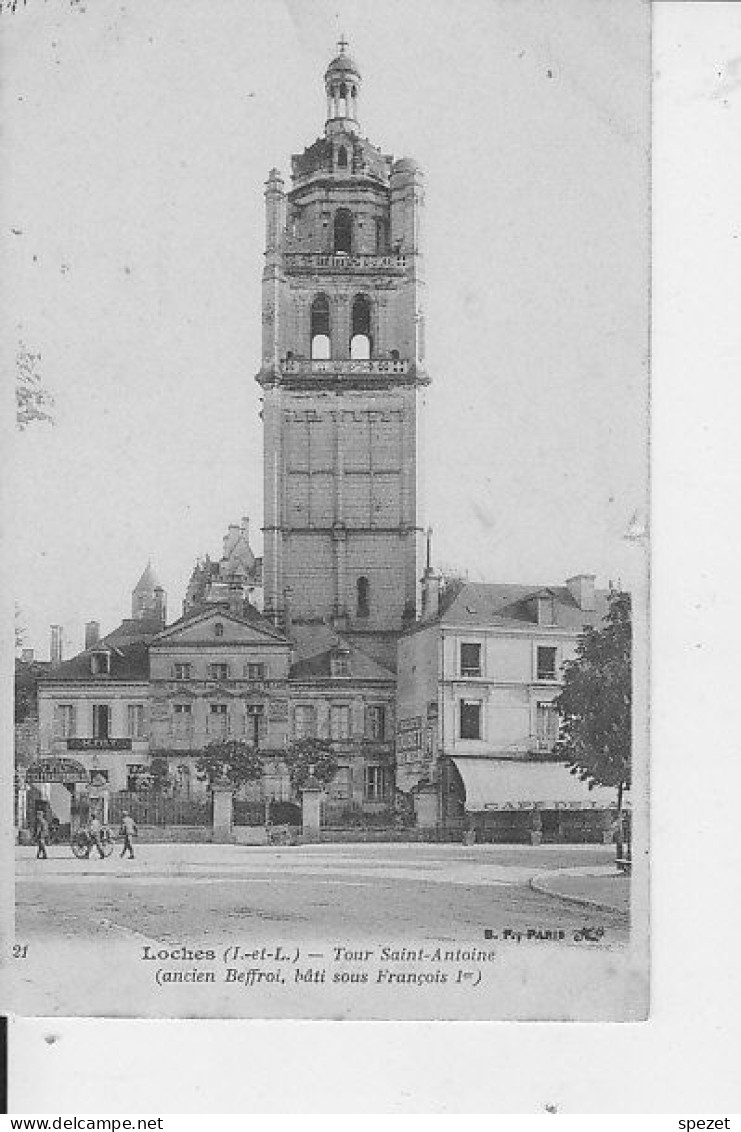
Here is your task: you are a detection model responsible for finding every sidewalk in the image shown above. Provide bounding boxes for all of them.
[530,864,630,915]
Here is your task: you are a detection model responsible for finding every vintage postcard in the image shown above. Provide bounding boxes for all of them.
[4,0,649,1022]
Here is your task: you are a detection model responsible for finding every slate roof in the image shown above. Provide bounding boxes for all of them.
[289,623,395,682]
[132,561,162,593]
[39,633,152,683]
[425,582,611,633]
[153,601,289,643]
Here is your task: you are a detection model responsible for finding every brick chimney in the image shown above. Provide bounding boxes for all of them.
[85,621,100,649]
[223,524,241,559]
[228,582,243,617]
[421,569,441,623]
[567,574,596,612]
[50,625,63,666]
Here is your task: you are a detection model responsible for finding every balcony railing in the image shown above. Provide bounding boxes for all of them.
[283,252,407,273]
[281,358,410,377]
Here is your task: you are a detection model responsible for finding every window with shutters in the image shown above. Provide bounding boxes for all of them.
[245,663,266,681]
[364,765,389,801]
[459,700,482,741]
[58,704,76,738]
[209,663,229,681]
[209,703,228,736]
[294,705,316,739]
[92,704,111,739]
[172,703,192,737]
[536,646,558,682]
[174,663,192,681]
[536,701,559,747]
[460,642,482,677]
[330,704,351,740]
[127,704,145,739]
[245,705,267,746]
[365,705,386,740]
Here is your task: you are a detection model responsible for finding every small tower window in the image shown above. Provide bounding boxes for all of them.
[337,146,348,169]
[350,294,372,359]
[375,217,389,253]
[310,294,331,359]
[334,209,353,254]
[357,576,370,619]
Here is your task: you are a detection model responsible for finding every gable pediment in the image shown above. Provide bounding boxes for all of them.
[151,609,288,650]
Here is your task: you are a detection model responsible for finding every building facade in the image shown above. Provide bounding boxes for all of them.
[147,601,292,797]
[33,567,166,826]
[257,45,428,669]
[396,576,620,841]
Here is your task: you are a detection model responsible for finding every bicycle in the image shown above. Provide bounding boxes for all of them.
[70,827,114,859]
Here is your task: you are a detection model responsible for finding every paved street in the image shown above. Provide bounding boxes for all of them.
[13,842,642,1020]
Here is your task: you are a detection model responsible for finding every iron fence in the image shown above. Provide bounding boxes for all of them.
[109,791,211,827]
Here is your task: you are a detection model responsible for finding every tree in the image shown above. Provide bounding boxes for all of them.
[195,739,263,789]
[132,756,176,794]
[16,344,54,430]
[284,738,338,793]
[554,590,632,811]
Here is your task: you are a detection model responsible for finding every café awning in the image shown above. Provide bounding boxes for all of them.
[25,757,89,785]
[450,757,621,811]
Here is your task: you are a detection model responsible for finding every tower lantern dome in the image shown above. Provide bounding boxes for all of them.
[324,37,361,135]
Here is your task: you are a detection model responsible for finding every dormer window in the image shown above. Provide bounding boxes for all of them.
[535,595,556,626]
[90,651,110,676]
[331,649,351,677]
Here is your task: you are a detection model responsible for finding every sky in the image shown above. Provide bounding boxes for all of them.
[3,0,650,658]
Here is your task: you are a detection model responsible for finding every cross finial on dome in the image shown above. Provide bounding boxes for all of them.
[337,33,349,54]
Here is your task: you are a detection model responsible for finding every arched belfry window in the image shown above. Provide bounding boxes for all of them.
[337,145,348,169]
[334,209,353,254]
[310,294,331,360]
[357,576,370,619]
[350,294,372,360]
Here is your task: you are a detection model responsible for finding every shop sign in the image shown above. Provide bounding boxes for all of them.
[67,738,132,751]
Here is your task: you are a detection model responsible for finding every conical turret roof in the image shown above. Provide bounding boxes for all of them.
[133,561,162,593]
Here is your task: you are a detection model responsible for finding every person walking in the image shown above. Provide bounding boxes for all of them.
[119,812,137,859]
[85,814,106,860]
[35,811,49,860]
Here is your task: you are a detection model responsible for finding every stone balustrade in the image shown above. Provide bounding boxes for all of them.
[281,358,410,376]
[282,251,407,273]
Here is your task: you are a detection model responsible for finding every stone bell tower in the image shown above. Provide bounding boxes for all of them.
[257,41,429,648]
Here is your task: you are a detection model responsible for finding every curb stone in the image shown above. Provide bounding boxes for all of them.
[529,871,629,916]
